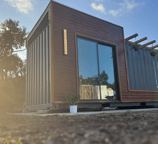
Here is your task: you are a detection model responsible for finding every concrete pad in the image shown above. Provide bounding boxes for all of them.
[7,108,158,117]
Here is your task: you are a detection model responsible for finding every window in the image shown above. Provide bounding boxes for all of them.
[77,37,117,100]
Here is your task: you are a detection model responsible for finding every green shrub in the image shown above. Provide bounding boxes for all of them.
[64,91,80,106]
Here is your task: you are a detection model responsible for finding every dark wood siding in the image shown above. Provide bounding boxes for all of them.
[51,1,158,102]
[51,2,123,102]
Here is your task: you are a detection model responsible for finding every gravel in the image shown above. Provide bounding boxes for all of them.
[0,110,158,144]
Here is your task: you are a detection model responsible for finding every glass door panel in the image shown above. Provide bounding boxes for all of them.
[98,44,116,99]
[77,38,100,100]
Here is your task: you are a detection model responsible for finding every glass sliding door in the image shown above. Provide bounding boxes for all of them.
[98,44,116,99]
[77,37,100,100]
[77,37,117,100]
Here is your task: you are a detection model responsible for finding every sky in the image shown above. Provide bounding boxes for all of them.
[78,37,115,84]
[0,0,158,61]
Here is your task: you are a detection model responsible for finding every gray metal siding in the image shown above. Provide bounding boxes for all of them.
[26,25,51,108]
[125,42,158,90]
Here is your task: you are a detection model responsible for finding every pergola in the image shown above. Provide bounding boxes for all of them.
[125,33,158,50]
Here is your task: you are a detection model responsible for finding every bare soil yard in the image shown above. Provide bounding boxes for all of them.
[0,110,158,144]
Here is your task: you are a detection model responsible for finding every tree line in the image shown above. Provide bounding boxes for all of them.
[79,70,115,90]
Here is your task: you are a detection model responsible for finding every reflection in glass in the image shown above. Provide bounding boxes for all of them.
[77,37,116,100]
[98,44,116,99]
[77,38,100,100]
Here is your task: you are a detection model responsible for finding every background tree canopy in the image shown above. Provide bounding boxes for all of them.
[79,70,115,90]
[0,19,27,112]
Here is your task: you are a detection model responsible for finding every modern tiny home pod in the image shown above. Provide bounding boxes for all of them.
[25,0,158,111]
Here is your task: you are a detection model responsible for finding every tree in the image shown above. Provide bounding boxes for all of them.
[79,75,99,86]
[0,19,27,80]
[100,70,109,85]
[79,70,116,90]
[79,70,109,86]
[0,19,27,112]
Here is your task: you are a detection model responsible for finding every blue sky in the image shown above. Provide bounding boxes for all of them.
[0,0,158,60]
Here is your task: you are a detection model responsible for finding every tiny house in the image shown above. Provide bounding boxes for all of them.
[25,0,158,111]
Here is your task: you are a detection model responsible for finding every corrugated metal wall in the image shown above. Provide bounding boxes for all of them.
[26,25,51,107]
[126,42,158,90]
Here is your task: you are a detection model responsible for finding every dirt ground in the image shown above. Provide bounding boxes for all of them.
[0,110,158,144]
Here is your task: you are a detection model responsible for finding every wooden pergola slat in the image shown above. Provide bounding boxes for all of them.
[125,33,138,41]
[142,40,156,47]
[150,45,158,50]
[134,37,147,44]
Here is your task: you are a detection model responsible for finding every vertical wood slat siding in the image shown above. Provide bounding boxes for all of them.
[52,1,158,102]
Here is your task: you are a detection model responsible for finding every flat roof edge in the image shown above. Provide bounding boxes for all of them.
[53,1,123,29]
[27,2,50,42]
[27,1,123,43]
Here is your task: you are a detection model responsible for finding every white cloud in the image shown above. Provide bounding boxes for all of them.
[108,0,142,16]
[91,3,106,14]
[119,0,139,10]
[5,0,33,14]
[108,9,122,16]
